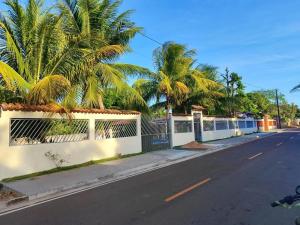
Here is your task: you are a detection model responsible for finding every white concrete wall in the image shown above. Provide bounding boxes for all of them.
[201,117,257,142]
[171,115,195,147]
[0,110,141,180]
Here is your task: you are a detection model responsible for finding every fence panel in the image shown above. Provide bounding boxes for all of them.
[141,115,171,152]
[10,118,89,146]
[95,119,137,140]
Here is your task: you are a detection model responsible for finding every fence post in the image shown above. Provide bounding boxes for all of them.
[89,118,95,140]
[168,114,173,149]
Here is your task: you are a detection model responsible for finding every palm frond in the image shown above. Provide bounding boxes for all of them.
[291,84,300,93]
[112,63,152,77]
[0,61,30,92]
[28,75,71,104]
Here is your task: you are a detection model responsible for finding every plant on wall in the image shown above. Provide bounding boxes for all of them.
[44,151,67,168]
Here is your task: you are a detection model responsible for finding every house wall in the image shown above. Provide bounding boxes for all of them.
[171,115,195,147]
[0,110,141,180]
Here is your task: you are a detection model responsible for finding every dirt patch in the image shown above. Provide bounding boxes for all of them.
[0,189,19,201]
[181,141,213,150]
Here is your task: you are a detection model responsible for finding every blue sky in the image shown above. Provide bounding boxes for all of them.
[1,0,300,104]
[117,0,300,105]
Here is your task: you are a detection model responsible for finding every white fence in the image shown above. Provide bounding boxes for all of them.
[0,107,141,180]
[0,104,261,180]
[171,115,194,147]
[201,117,257,142]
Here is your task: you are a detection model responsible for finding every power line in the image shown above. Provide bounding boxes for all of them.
[137,31,163,46]
[244,82,266,90]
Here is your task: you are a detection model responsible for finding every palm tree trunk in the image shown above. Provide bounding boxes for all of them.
[98,95,105,109]
[166,95,171,120]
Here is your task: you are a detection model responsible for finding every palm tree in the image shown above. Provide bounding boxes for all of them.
[180,64,224,114]
[58,0,150,109]
[134,42,219,115]
[0,0,150,110]
[0,0,73,105]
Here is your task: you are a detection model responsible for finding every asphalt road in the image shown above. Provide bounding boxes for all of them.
[1,130,300,225]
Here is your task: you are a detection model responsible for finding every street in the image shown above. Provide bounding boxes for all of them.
[1,130,300,225]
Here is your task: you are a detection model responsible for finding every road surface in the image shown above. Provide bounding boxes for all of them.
[1,130,300,225]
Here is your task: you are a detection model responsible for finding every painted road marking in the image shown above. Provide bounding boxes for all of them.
[248,153,263,160]
[165,178,211,202]
[290,137,294,139]
[276,142,283,146]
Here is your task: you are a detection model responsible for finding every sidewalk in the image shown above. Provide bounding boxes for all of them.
[3,132,274,207]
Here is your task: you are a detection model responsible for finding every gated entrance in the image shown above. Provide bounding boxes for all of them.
[141,114,171,152]
[193,112,202,141]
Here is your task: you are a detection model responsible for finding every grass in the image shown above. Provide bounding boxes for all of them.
[2,152,143,183]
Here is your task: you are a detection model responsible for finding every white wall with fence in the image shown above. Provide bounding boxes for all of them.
[0,104,263,180]
[201,117,257,142]
[0,107,141,180]
[171,115,195,147]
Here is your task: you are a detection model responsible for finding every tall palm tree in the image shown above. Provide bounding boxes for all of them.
[134,42,219,115]
[180,64,224,114]
[0,0,150,110]
[58,0,150,109]
[0,0,74,105]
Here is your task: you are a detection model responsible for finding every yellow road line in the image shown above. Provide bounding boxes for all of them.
[164,178,211,202]
[248,152,263,160]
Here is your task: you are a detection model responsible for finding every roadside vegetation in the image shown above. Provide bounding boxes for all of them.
[0,0,299,124]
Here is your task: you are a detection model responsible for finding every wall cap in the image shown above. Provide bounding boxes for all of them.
[0,103,140,115]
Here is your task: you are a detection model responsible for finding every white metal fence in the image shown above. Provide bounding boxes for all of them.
[95,119,137,140]
[10,118,89,145]
[201,117,257,142]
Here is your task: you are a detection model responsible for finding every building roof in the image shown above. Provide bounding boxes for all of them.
[0,103,140,115]
[191,105,205,111]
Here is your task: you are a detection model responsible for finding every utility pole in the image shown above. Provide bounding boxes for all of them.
[275,89,282,129]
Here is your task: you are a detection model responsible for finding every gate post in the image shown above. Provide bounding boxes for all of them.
[192,110,203,142]
[168,114,173,149]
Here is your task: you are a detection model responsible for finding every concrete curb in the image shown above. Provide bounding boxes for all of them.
[0,132,277,214]
[6,196,29,206]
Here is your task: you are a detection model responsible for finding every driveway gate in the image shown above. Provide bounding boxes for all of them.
[193,112,202,141]
[141,114,171,152]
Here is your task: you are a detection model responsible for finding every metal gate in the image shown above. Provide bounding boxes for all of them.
[193,113,202,141]
[141,114,171,152]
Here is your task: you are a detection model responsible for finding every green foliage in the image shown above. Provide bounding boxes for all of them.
[219,68,245,116]
[46,120,88,136]
[134,42,220,114]
[0,0,148,110]
[240,92,272,118]
[0,85,23,103]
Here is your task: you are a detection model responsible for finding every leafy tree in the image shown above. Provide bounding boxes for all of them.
[240,92,272,118]
[280,103,298,125]
[220,68,245,116]
[179,64,223,114]
[0,0,71,105]
[58,0,150,109]
[0,0,150,110]
[134,42,219,115]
